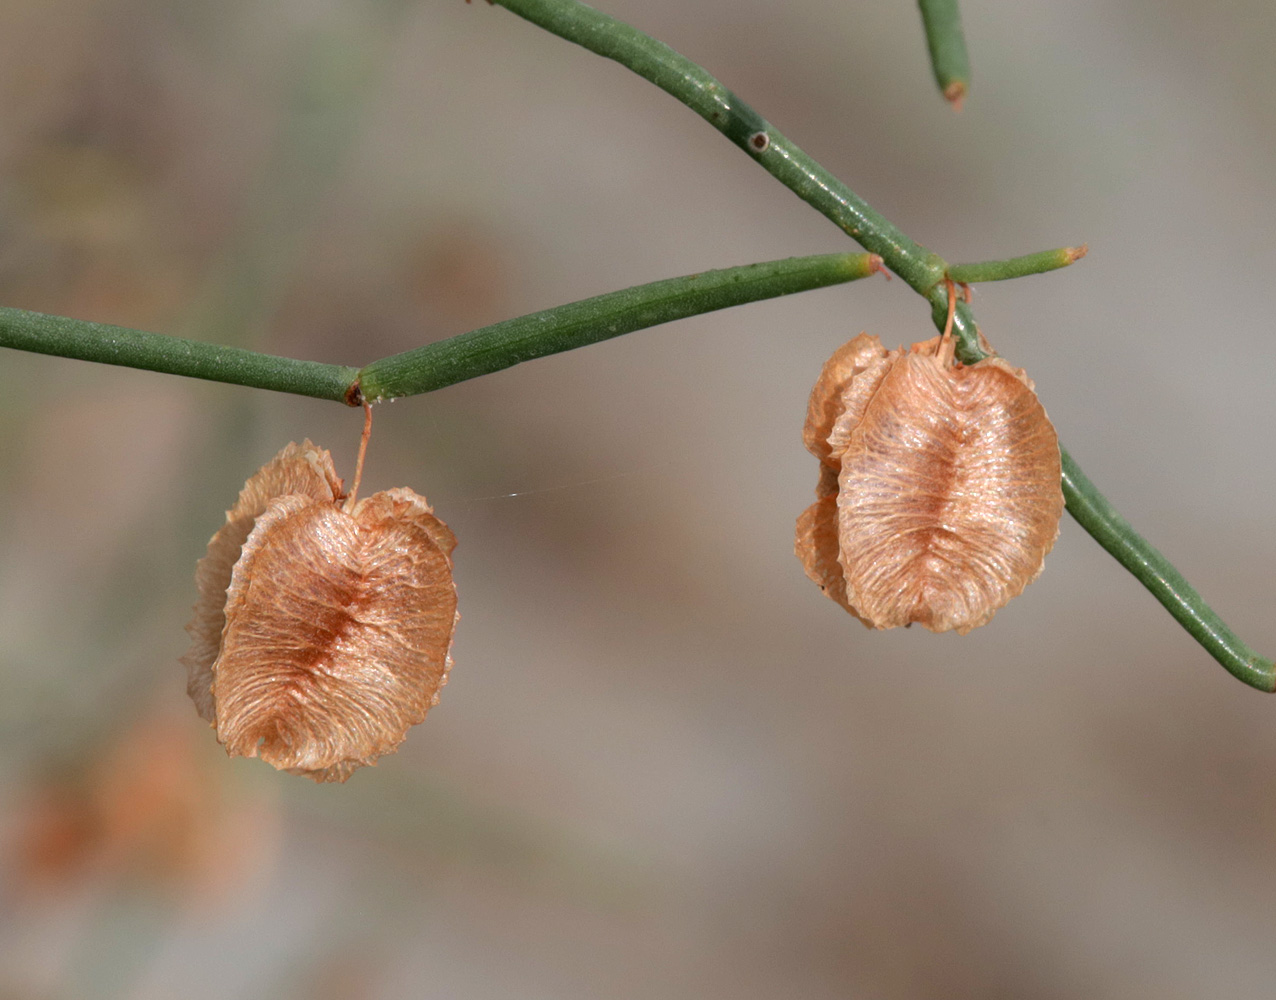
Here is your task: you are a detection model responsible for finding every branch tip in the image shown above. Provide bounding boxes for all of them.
[944,81,967,110]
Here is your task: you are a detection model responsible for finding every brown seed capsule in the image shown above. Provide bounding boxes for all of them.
[796,333,1063,634]
[182,441,458,782]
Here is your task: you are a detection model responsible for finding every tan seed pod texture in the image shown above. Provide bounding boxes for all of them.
[796,333,1064,634]
[182,442,458,782]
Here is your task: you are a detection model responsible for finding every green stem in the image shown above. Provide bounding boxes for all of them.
[358,252,882,401]
[948,245,1087,284]
[1,253,879,405]
[487,0,984,366]
[3,1,1266,690]
[1061,448,1275,691]
[489,0,1275,689]
[918,0,971,107]
[0,306,358,402]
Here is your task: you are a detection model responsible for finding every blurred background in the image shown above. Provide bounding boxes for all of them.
[2,0,1276,996]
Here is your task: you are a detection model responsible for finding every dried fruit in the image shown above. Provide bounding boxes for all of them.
[796,333,1063,634]
[182,441,458,782]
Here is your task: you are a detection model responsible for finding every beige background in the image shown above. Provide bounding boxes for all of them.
[2,0,1276,996]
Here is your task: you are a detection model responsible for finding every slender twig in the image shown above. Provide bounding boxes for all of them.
[2,253,881,404]
[3,1,1268,689]
[358,252,881,401]
[917,0,971,108]
[487,0,980,365]
[948,245,1087,284]
[486,0,1276,689]
[0,306,359,402]
[1061,449,1275,691]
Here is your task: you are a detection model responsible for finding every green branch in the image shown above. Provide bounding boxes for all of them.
[948,245,1087,284]
[1,253,881,405]
[4,0,1268,690]
[488,0,982,365]
[0,306,359,402]
[487,0,1276,690]
[1062,449,1275,691]
[358,252,881,401]
[918,0,971,108]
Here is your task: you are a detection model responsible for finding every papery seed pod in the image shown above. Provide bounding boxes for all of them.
[181,441,458,782]
[796,333,1063,634]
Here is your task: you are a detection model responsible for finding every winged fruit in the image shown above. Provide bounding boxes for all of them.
[796,333,1063,634]
[182,441,458,782]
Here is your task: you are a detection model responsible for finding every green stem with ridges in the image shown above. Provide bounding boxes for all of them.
[487,0,983,367]
[2,253,881,405]
[918,0,971,107]
[357,252,882,400]
[0,306,358,402]
[948,245,1087,284]
[1061,448,1275,691]
[488,0,1275,690]
[2,1,1268,690]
